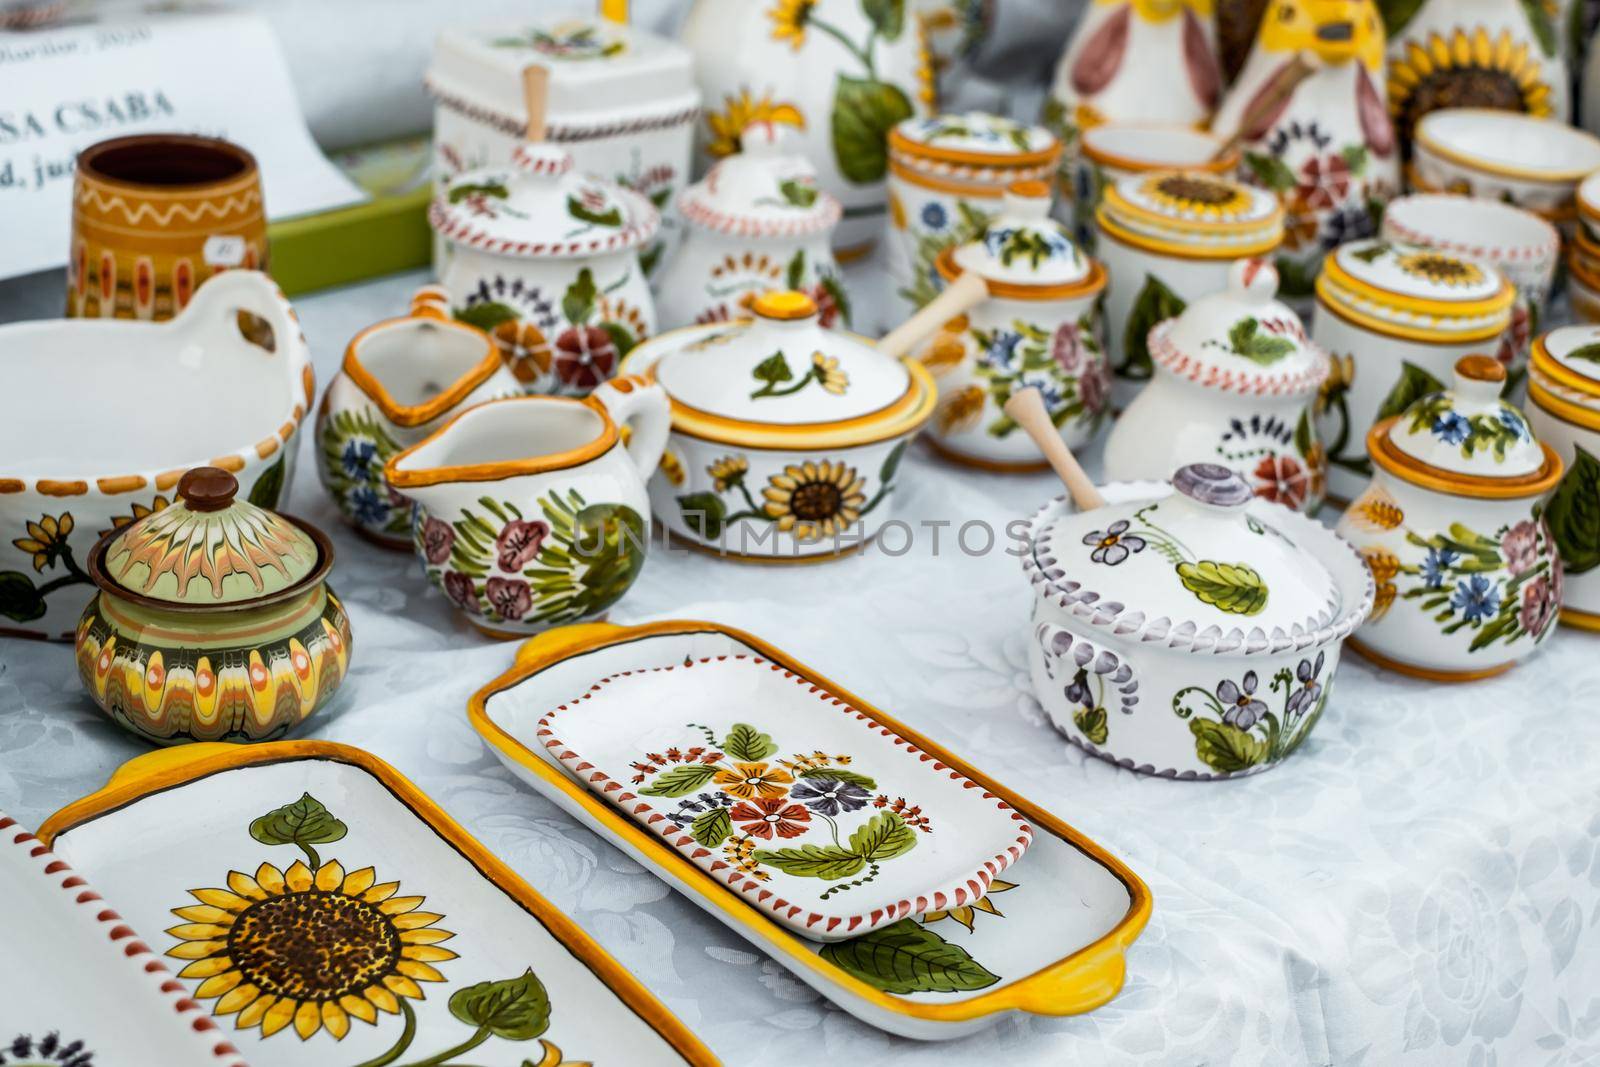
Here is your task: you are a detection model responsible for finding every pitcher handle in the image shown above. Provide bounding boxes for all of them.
[410,285,452,322]
[591,374,670,481]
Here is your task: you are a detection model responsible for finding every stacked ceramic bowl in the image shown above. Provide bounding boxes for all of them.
[1411,109,1600,229]
[1572,173,1600,322]
[1524,324,1600,632]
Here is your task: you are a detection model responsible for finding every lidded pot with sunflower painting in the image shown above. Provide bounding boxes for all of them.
[1022,462,1373,778]
[1336,355,1564,681]
[1104,258,1330,514]
[655,121,848,331]
[75,466,352,746]
[428,142,660,397]
[620,289,935,561]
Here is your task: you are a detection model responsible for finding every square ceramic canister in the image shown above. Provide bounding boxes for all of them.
[426,12,700,278]
[1312,237,1515,504]
[1093,167,1284,411]
[885,111,1060,323]
[1524,324,1600,632]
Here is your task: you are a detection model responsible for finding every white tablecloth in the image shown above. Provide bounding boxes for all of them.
[2,265,1597,1066]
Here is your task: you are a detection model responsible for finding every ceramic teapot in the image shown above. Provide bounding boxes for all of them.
[680,0,936,255]
[429,143,660,397]
[315,289,523,547]
[1336,356,1564,681]
[385,375,669,639]
[1104,259,1330,513]
[655,121,847,331]
[1211,0,1399,301]
[883,180,1110,470]
[76,466,351,745]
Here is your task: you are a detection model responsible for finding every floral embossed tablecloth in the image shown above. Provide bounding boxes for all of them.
[2,265,1597,1066]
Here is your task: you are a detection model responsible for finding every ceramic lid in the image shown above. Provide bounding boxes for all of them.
[1097,170,1283,257]
[91,467,330,610]
[889,112,1060,168]
[654,291,911,426]
[678,122,842,238]
[429,143,659,259]
[1031,463,1343,638]
[1316,238,1514,342]
[948,181,1093,288]
[1532,324,1600,404]
[426,17,698,128]
[1146,259,1327,397]
[1384,357,1543,477]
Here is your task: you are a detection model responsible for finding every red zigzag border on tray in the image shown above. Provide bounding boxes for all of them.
[534,653,1033,937]
[1,815,250,1066]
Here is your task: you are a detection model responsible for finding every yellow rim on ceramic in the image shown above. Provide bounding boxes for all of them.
[36,739,719,1066]
[934,246,1109,302]
[385,394,621,489]
[1560,605,1600,631]
[1080,137,1238,176]
[1528,376,1600,432]
[343,316,504,430]
[1094,209,1283,261]
[1414,110,1600,184]
[1320,251,1515,321]
[468,620,1154,1025]
[1314,277,1510,345]
[1529,334,1600,412]
[888,125,1061,171]
[889,157,1014,197]
[1097,179,1283,240]
[1366,416,1564,498]
[1347,636,1519,682]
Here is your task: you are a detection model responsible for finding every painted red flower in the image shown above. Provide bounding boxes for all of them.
[729,797,811,840]
[495,517,549,571]
[1297,154,1351,212]
[1253,454,1309,510]
[485,576,533,620]
[422,516,455,565]
[1051,322,1084,375]
[1079,356,1111,416]
[554,324,619,391]
[442,570,479,614]
[1496,303,1531,367]
[1520,572,1559,637]
[810,282,843,328]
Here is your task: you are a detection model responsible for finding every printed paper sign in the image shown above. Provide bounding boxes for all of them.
[0,12,364,280]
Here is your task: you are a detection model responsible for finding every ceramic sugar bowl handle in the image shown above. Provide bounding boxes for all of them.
[591,374,670,482]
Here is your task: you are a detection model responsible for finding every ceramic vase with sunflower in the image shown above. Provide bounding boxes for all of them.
[1381,0,1568,159]
[682,0,937,255]
[1212,0,1399,302]
[1336,356,1563,680]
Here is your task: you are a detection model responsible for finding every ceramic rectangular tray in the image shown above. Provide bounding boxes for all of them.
[470,620,1153,1042]
[38,742,717,1067]
[535,645,1035,942]
[0,810,251,1067]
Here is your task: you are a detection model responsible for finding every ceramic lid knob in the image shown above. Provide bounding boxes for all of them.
[177,466,238,513]
[739,120,794,156]
[1453,353,1507,401]
[511,142,575,180]
[751,289,819,322]
[1172,463,1254,509]
[1229,258,1278,305]
[1002,179,1052,219]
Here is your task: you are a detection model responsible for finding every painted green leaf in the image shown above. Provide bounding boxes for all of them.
[600,321,637,358]
[1340,143,1369,178]
[1375,361,1446,422]
[1120,274,1186,380]
[1546,445,1600,575]
[1176,560,1269,616]
[879,440,908,484]
[249,793,347,850]
[1565,343,1600,364]
[1189,719,1269,774]
[690,807,732,848]
[818,919,1000,993]
[639,763,719,797]
[831,74,914,185]
[797,766,878,790]
[752,351,794,386]
[785,249,807,290]
[447,180,508,203]
[562,269,599,326]
[722,723,778,762]
[820,273,854,326]
[247,454,286,509]
[754,843,866,880]
[862,0,905,39]
[676,492,727,540]
[1375,0,1426,36]
[779,178,819,208]
[1243,152,1296,192]
[567,194,623,228]
[1520,0,1556,55]
[1274,256,1317,299]
[848,811,917,862]
[1228,317,1296,366]
[449,969,550,1041]
[0,571,46,623]
[1350,241,1393,264]
[1073,705,1109,745]
[563,502,647,619]
[453,301,520,333]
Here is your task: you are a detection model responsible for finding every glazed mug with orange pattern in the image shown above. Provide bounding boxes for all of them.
[68,133,267,320]
[385,375,669,639]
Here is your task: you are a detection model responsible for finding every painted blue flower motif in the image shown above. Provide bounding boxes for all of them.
[1285,651,1325,719]
[1450,574,1501,623]
[341,438,378,479]
[665,791,733,827]
[1420,547,1459,589]
[790,778,870,816]
[1432,410,1471,446]
[982,328,1023,372]
[920,201,949,231]
[1218,671,1268,729]
[1082,519,1146,566]
[1018,369,1065,412]
[348,486,390,527]
[1497,407,1530,440]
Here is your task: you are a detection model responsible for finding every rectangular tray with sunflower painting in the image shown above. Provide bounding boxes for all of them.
[36,742,717,1067]
[470,620,1152,1041]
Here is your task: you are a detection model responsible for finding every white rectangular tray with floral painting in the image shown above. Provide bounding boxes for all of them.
[0,809,251,1067]
[534,634,1036,943]
[37,742,717,1067]
[470,621,1153,1042]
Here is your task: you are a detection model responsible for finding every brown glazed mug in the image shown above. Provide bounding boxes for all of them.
[68,134,267,320]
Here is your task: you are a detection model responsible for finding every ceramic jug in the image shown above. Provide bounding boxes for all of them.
[1211,0,1399,302]
[385,375,669,639]
[315,289,523,548]
[681,0,935,255]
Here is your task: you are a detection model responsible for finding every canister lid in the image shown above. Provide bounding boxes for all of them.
[941,181,1100,291]
[1097,169,1283,258]
[678,122,842,238]
[889,111,1060,170]
[1316,238,1514,343]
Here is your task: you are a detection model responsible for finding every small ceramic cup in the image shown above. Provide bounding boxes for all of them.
[69,134,266,320]
[1069,123,1237,248]
[1411,109,1600,228]
[1380,193,1561,382]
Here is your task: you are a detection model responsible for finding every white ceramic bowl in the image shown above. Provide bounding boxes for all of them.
[1412,109,1600,220]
